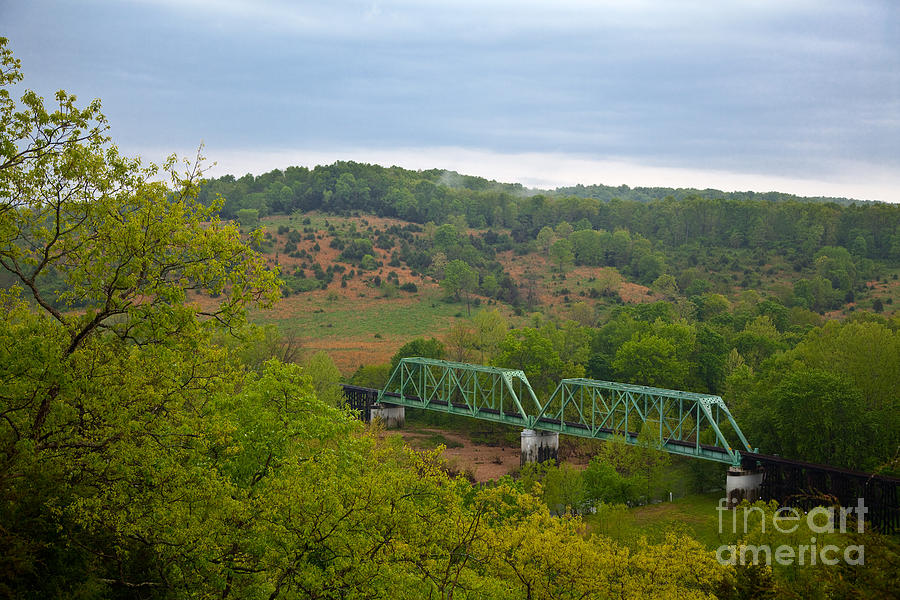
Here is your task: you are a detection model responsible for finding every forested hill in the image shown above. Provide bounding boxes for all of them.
[198,161,899,261]
[554,183,862,206]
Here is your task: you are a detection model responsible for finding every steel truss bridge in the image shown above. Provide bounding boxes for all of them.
[341,357,899,534]
[377,357,753,466]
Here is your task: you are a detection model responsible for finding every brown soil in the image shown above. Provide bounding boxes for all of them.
[385,428,521,482]
[618,281,655,303]
[307,334,412,374]
[384,427,594,483]
[265,219,435,298]
[495,249,658,309]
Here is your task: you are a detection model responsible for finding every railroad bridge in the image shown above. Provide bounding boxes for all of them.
[342,357,900,533]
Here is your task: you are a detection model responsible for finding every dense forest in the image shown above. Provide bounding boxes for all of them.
[1,37,898,599]
[199,161,900,262]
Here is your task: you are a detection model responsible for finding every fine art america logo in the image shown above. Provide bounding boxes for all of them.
[715,498,866,566]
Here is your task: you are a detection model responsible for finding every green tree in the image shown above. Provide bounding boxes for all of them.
[786,319,900,466]
[651,273,678,298]
[569,228,605,265]
[350,362,392,388]
[390,337,446,371]
[237,207,260,229]
[733,315,783,369]
[549,238,575,273]
[496,328,580,398]
[631,250,666,285]
[536,225,555,253]
[554,220,573,238]
[541,462,586,516]
[433,222,460,250]
[0,38,280,593]
[480,272,499,298]
[441,259,478,314]
[633,423,672,502]
[584,459,636,505]
[773,369,873,469]
[303,350,344,407]
[593,267,623,298]
[695,324,727,393]
[472,308,508,363]
[814,245,856,291]
[360,253,378,270]
[444,320,476,362]
[224,323,304,371]
[793,275,837,312]
[612,334,688,389]
[569,301,596,327]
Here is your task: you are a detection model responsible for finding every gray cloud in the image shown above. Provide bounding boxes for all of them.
[2,0,898,199]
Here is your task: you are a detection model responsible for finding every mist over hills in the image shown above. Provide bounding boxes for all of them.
[213,161,871,207]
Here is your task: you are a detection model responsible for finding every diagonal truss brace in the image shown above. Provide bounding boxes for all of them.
[378,357,545,428]
[536,378,754,465]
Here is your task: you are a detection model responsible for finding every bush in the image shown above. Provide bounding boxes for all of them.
[237,208,259,230]
[361,254,378,270]
[284,276,321,294]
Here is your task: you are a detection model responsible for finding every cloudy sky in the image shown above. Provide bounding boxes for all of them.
[3,0,899,200]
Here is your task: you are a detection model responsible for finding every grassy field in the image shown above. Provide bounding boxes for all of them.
[253,289,465,341]
[250,287,506,374]
[585,493,727,549]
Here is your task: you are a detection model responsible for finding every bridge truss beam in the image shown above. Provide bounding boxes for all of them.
[378,357,542,427]
[537,378,754,465]
[379,358,754,465]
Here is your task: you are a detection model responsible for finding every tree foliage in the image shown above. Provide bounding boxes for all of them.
[441,259,478,314]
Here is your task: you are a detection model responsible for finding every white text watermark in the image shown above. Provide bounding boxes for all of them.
[714,497,865,566]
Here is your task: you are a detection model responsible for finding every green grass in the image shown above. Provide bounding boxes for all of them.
[586,493,728,549]
[252,291,465,341]
[401,430,465,450]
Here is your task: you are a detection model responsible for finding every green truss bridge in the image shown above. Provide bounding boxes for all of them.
[359,356,754,466]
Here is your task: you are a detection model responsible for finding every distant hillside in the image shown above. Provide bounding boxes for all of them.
[198,161,900,265]
[551,183,867,206]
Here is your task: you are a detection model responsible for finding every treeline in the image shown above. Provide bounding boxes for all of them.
[199,161,900,263]
[555,182,861,206]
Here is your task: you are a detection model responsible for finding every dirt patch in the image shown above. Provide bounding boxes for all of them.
[384,426,595,483]
[306,334,410,375]
[618,281,655,304]
[385,428,521,482]
[265,221,436,298]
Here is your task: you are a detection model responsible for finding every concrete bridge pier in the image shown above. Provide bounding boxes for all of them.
[370,403,405,428]
[726,466,764,506]
[521,429,559,465]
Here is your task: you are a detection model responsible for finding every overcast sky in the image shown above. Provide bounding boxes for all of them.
[3,0,899,200]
